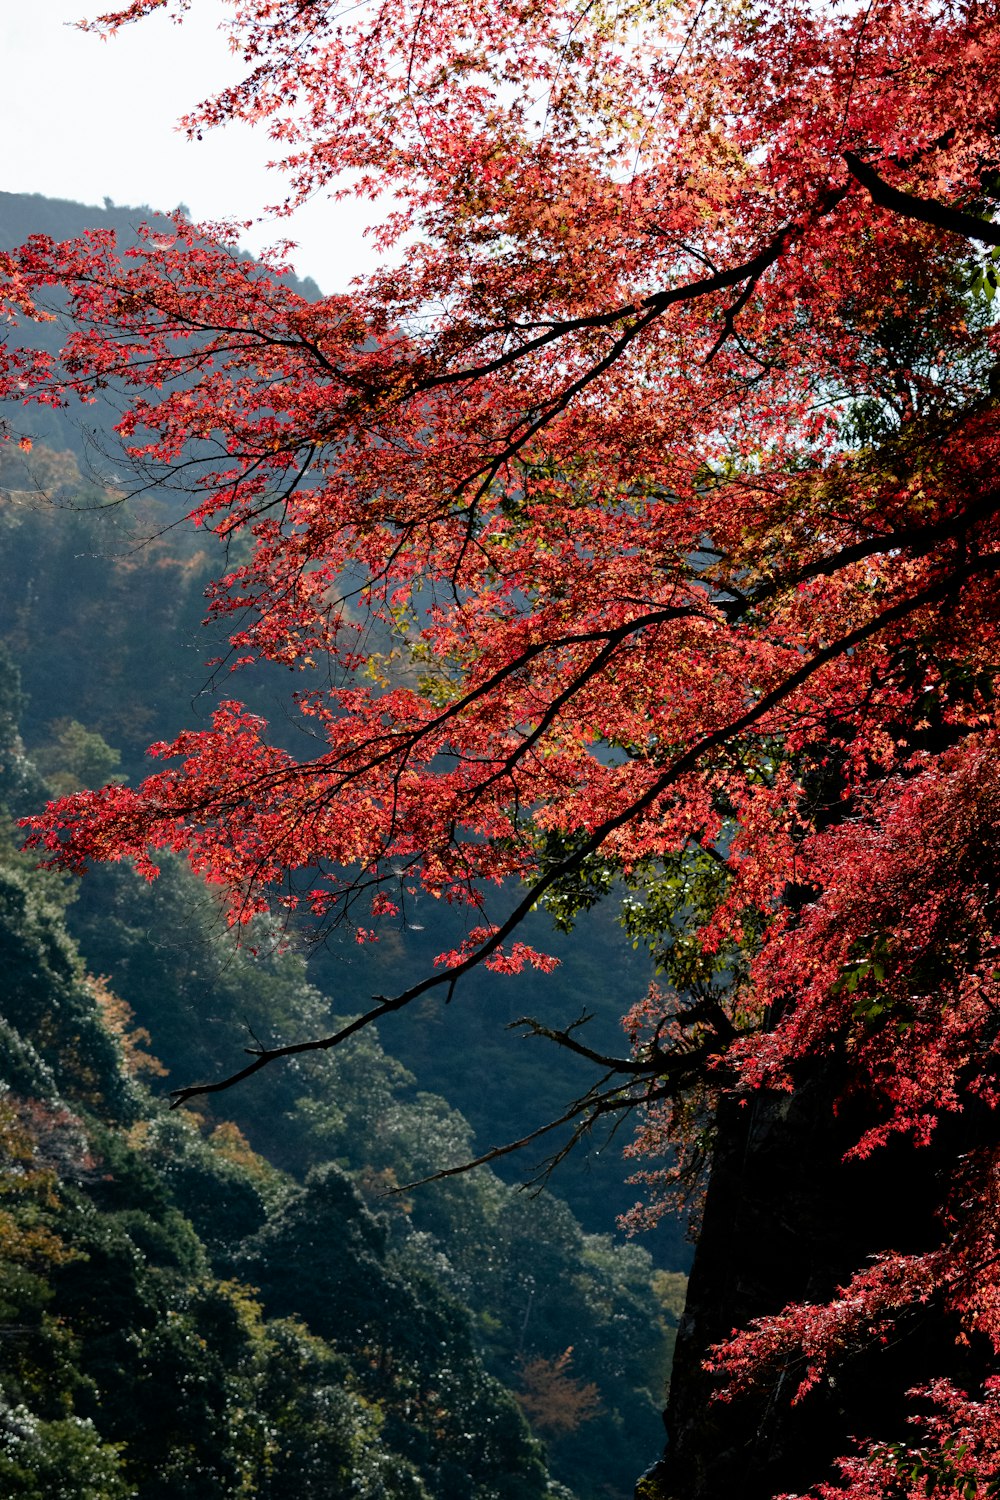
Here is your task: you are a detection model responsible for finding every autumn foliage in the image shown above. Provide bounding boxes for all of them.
[517,1348,603,1436]
[5,0,1000,1492]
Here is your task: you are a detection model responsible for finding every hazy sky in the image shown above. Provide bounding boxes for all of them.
[3,1,384,292]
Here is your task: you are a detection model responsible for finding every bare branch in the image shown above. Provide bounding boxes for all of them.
[391,1074,643,1193]
[509,1013,650,1074]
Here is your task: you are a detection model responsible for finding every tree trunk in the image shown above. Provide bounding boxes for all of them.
[637,1070,988,1500]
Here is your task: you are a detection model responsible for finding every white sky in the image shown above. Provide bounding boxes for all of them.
[2,1,384,293]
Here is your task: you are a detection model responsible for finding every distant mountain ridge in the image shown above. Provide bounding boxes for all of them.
[0,190,321,468]
[0,190,322,302]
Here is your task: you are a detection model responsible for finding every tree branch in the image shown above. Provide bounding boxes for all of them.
[390,1072,681,1194]
[844,152,1000,246]
[169,554,1000,1108]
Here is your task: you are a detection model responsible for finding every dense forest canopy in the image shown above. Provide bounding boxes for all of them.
[3,0,1000,1495]
[0,583,675,1499]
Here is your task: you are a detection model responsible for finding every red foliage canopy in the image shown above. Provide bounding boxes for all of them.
[5,0,1000,1491]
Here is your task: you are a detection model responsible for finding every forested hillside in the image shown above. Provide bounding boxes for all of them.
[0,636,678,1497]
[0,192,682,1500]
[0,372,680,1243]
[0,190,685,1249]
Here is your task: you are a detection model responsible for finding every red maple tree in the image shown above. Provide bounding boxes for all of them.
[5,0,1000,1494]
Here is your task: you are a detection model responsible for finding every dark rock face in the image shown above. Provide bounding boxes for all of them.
[642,1073,991,1500]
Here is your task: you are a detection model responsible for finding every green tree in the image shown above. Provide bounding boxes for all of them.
[0,1411,134,1500]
